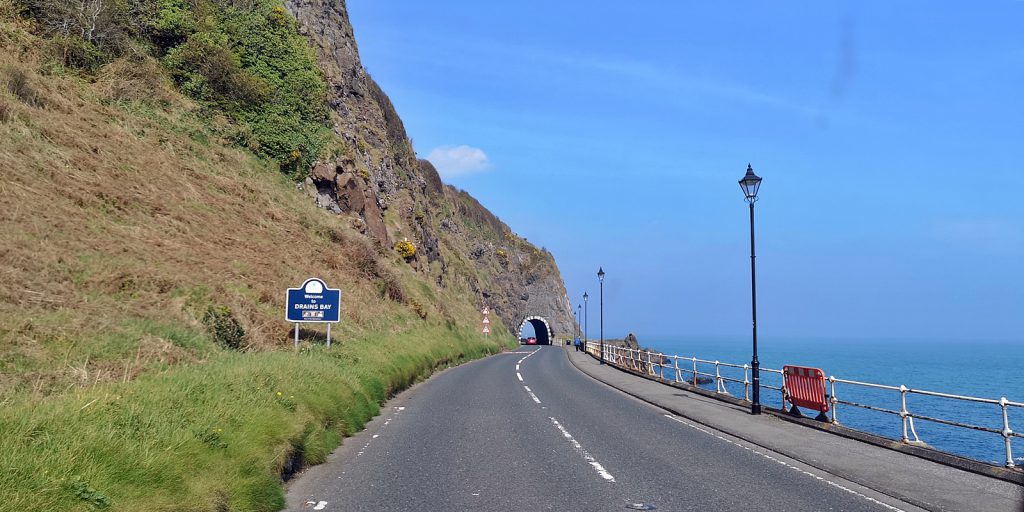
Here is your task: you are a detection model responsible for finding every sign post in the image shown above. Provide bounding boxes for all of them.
[286,278,342,347]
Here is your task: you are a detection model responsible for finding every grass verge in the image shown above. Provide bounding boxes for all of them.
[1,323,514,512]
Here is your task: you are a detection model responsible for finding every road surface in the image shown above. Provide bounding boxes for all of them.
[286,346,927,511]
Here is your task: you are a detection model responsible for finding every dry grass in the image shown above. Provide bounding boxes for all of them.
[95,53,181,106]
[0,24,491,401]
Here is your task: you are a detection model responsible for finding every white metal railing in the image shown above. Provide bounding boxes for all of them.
[583,341,1022,468]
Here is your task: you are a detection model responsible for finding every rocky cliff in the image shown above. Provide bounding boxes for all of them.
[284,0,575,338]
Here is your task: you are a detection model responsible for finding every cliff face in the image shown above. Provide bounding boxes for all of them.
[284,0,575,338]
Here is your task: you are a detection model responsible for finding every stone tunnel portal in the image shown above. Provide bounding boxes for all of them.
[517,316,553,345]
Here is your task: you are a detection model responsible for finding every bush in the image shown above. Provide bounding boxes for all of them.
[164,31,269,110]
[96,54,175,103]
[0,96,14,123]
[409,299,427,320]
[160,0,329,174]
[394,239,416,260]
[202,305,245,350]
[0,63,40,106]
[377,273,405,304]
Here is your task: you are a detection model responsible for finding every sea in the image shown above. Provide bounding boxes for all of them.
[641,336,1023,467]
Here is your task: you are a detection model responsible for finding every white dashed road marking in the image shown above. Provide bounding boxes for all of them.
[549,416,616,482]
[356,406,405,457]
[523,385,542,404]
[662,414,906,512]
[515,348,616,483]
[515,348,542,402]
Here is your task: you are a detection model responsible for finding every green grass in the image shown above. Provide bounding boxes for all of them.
[0,322,515,512]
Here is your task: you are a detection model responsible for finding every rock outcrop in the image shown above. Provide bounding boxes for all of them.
[284,0,575,337]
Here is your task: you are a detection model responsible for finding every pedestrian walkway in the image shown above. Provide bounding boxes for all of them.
[564,347,1023,512]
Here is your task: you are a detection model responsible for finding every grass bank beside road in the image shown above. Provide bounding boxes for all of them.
[0,11,523,511]
[1,324,513,512]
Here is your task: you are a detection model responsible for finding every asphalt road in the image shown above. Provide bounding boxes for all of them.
[285,346,925,512]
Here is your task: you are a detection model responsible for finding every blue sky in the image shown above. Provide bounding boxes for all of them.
[347,1,1024,342]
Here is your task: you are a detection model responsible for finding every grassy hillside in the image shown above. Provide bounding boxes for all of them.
[0,10,515,511]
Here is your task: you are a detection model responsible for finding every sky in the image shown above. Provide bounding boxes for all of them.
[346,1,1024,342]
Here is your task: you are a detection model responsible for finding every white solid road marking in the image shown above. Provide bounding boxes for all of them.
[517,372,523,382]
[549,417,616,482]
[662,414,906,512]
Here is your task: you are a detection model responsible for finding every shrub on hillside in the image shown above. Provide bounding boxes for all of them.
[203,305,245,350]
[377,273,406,304]
[96,53,176,104]
[164,31,269,110]
[394,239,416,260]
[0,63,41,106]
[16,0,331,175]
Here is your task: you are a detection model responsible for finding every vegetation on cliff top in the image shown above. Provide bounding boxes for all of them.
[14,0,331,174]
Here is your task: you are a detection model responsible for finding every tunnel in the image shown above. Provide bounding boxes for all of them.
[517,316,553,345]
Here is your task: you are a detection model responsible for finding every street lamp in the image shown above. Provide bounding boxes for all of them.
[577,304,582,351]
[598,267,605,364]
[583,292,589,351]
[739,164,763,415]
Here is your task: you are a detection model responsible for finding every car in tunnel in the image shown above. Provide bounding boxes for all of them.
[525,337,537,345]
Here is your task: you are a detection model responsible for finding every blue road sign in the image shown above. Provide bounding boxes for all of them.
[286,278,341,323]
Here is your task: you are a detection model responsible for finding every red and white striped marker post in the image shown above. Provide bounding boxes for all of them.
[481,307,490,336]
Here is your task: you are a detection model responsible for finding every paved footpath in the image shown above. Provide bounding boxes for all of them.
[284,345,1022,512]
[565,346,1024,512]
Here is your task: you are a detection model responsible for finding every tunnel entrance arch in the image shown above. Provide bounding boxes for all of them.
[518,316,553,345]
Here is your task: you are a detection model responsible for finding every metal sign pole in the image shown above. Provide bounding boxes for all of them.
[294,323,299,348]
[326,323,332,348]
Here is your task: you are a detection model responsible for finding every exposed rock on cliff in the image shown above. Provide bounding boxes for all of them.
[284,0,575,337]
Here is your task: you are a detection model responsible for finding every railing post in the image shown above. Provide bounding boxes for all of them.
[829,376,838,424]
[1000,397,1015,468]
[692,358,698,386]
[674,356,681,382]
[714,361,723,394]
[900,384,910,443]
[742,364,750,401]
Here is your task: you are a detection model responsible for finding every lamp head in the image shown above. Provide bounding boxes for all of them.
[597,267,605,282]
[738,163,762,203]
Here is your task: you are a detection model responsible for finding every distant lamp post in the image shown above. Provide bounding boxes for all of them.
[577,304,582,351]
[598,267,605,364]
[739,164,763,415]
[583,292,589,352]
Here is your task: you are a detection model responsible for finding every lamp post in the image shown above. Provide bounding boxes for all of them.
[598,267,605,364]
[577,304,582,351]
[583,292,589,351]
[739,164,763,415]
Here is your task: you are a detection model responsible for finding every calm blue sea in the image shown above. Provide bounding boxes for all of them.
[642,337,1023,467]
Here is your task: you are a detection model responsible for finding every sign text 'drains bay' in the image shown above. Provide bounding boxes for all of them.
[286,278,341,323]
